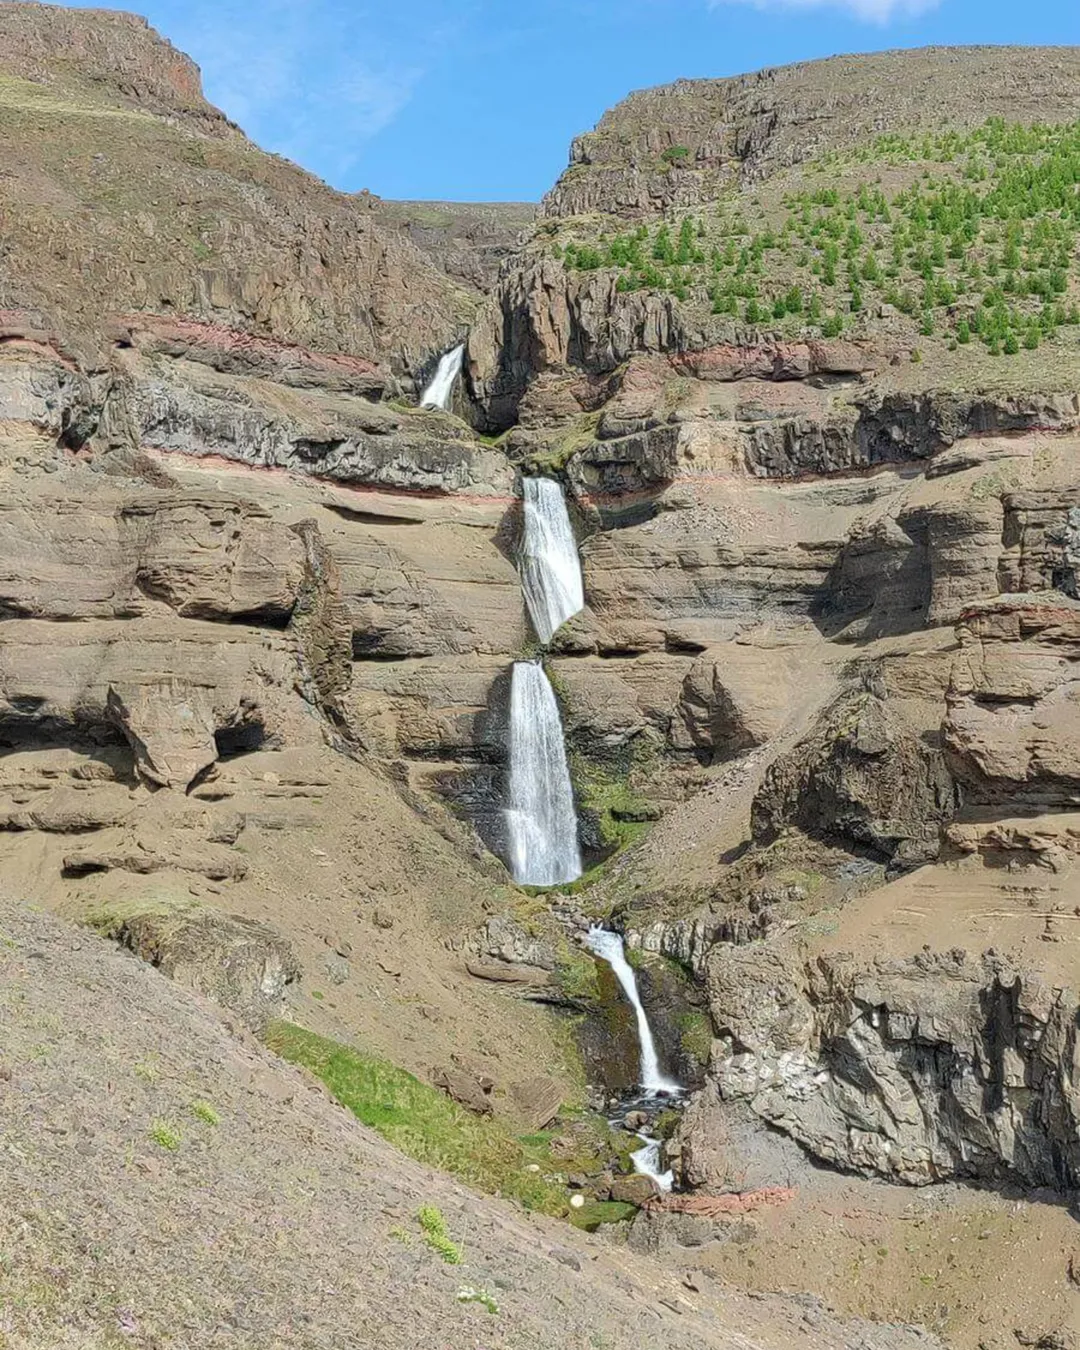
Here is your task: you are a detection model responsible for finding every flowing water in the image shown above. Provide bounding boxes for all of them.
[630,1134,674,1191]
[419,343,464,411]
[505,662,582,887]
[519,477,585,643]
[584,926,682,1192]
[583,928,680,1095]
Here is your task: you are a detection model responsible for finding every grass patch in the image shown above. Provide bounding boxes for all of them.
[265,1022,573,1215]
[148,1120,182,1152]
[418,1206,463,1264]
[188,1099,220,1126]
[557,947,603,1002]
[84,893,200,942]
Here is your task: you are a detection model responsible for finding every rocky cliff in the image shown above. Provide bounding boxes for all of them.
[0,2,473,378]
[5,12,1080,1344]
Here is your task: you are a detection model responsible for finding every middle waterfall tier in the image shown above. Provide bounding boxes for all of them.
[520,477,584,644]
[505,661,582,887]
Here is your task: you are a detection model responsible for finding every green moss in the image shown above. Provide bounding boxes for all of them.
[651,1108,683,1142]
[522,412,601,474]
[557,948,602,1002]
[676,1011,714,1064]
[417,1206,463,1264]
[568,1201,638,1232]
[572,752,657,855]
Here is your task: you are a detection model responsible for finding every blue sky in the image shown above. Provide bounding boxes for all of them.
[70,0,1080,201]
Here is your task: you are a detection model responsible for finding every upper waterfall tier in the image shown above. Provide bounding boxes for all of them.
[505,661,582,887]
[519,477,584,644]
[419,343,464,411]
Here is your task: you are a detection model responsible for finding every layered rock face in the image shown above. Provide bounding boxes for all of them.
[374,199,537,293]
[540,48,1080,220]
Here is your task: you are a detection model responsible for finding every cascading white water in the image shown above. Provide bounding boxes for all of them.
[630,1134,674,1191]
[505,662,582,887]
[519,477,584,644]
[584,926,681,1193]
[583,927,681,1096]
[419,343,464,411]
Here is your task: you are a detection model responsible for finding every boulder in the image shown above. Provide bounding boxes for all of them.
[752,684,958,867]
[107,680,218,790]
[105,905,300,1032]
[432,1066,494,1116]
[628,1207,755,1257]
[509,1075,563,1130]
[465,960,552,987]
[609,1173,659,1206]
[479,915,559,971]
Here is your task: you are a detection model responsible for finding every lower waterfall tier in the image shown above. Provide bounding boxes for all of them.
[505,661,582,887]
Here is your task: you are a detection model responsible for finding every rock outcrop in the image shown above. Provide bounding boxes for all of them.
[540,48,1080,221]
[693,940,1080,1190]
[752,685,959,868]
[102,904,301,1032]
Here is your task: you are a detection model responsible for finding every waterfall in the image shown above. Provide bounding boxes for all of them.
[419,343,464,411]
[505,662,582,887]
[583,927,681,1096]
[520,477,584,644]
[630,1135,674,1192]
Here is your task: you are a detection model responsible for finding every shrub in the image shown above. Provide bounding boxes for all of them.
[457,1286,499,1314]
[661,145,691,165]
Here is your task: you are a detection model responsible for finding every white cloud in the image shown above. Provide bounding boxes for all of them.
[341,66,423,141]
[711,0,939,22]
[158,0,424,182]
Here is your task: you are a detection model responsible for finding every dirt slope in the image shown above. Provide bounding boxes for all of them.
[0,895,937,1350]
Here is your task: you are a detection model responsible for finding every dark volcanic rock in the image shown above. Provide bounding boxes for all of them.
[752,685,959,867]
